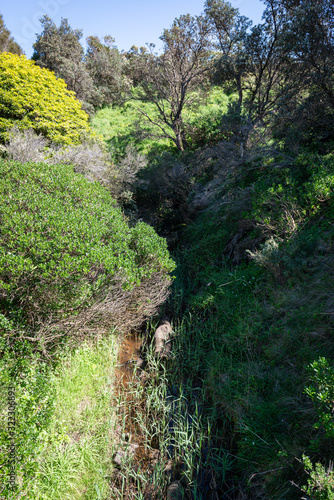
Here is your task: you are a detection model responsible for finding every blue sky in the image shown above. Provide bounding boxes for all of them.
[1,0,265,57]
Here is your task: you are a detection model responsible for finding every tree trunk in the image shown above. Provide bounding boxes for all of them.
[174,126,184,151]
[236,73,243,110]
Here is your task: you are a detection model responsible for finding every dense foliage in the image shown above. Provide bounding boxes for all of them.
[0,159,174,329]
[33,16,127,113]
[0,159,174,496]
[32,16,94,112]
[0,53,89,144]
[92,86,232,160]
[165,149,334,498]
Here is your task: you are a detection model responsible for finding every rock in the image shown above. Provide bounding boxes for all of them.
[154,318,173,357]
[113,449,126,467]
[135,356,144,368]
[166,480,184,499]
[164,459,174,482]
[113,443,139,468]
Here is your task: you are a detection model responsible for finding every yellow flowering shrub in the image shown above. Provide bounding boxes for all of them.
[0,53,89,144]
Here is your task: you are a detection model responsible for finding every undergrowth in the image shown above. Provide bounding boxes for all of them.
[91,86,233,160]
[103,147,334,499]
[31,334,119,500]
[0,331,119,499]
[159,149,334,498]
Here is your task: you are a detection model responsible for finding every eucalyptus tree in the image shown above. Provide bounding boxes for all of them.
[32,16,95,110]
[242,0,290,124]
[279,0,334,108]
[137,14,212,151]
[205,0,293,156]
[124,45,152,87]
[267,0,334,149]
[204,0,251,108]
[86,35,129,107]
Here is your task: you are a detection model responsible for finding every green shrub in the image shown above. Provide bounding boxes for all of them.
[302,455,334,500]
[0,159,175,339]
[306,357,334,438]
[0,53,90,144]
[0,157,174,497]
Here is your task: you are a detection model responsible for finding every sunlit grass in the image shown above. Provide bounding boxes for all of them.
[31,334,119,499]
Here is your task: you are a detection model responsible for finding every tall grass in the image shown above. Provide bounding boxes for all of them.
[109,319,234,499]
[159,153,334,497]
[28,334,119,499]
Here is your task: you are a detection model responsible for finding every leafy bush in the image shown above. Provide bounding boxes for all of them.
[306,358,334,438]
[301,455,334,500]
[0,53,89,144]
[0,314,56,497]
[0,157,174,497]
[0,159,175,342]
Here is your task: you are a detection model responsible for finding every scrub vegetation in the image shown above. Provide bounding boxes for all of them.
[0,0,334,498]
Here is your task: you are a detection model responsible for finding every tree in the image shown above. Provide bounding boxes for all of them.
[204,0,251,108]
[264,0,334,150]
[0,53,89,144]
[137,14,212,151]
[0,13,22,55]
[242,1,289,123]
[32,16,95,110]
[206,0,292,156]
[85,35,129,107]
[124,45,152,87]
[279,0,334,109]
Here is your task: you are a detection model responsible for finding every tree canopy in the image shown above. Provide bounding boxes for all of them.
[136,14,212,151]
[32,16,95,112]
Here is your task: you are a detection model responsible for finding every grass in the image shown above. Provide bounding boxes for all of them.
[91,99,173,159]
[2,91,332,498]
[90,86,234,159]
[102,146,334,498]
[27,333,119,499]
[159,152,334,497]
[75,120,334,498]
[106,321,235,499]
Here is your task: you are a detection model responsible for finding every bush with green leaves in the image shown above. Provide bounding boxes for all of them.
[305,357,334,438]
[301,455,334,500]
[0,52,90,145]
[0,313,57,498]
[0,158,174,497]
[0,159,175,342]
